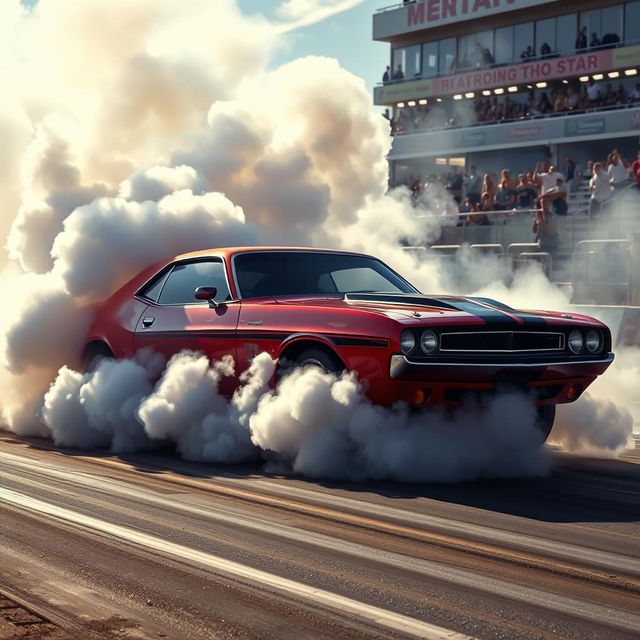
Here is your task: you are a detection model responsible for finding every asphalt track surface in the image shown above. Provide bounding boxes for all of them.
[0,433,638,639]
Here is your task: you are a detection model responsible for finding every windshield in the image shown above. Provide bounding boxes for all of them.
[234,251,417,298]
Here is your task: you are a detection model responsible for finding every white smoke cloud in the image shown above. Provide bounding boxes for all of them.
[50,189,258,300]
[251,360,551,482]
[119,165,209,202]
[42,350,163,452]
[43,351,552,483]
[0,0,636,482]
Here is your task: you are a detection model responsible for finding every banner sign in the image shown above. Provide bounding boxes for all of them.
[374,45,640,104]
[373,0,559,38]
[433,51,608,94]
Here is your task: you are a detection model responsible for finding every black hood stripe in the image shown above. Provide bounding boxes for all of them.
[467,297,548,326]
[344,293,547,327]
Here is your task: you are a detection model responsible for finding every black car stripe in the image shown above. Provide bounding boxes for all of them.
[439,299,519,327]
[135,329,389,347]
[468,297,548,326]
[344,293,544,327]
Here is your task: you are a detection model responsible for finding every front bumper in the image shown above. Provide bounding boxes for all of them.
[388,353,614,406]
[389,353,614,381]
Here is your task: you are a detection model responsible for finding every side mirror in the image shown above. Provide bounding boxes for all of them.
[194,286,218,308]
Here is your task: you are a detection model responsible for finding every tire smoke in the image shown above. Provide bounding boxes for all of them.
[43,352,552,483]
[0,0,637,480]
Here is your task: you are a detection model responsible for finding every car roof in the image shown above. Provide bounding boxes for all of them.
[171,246,373,262]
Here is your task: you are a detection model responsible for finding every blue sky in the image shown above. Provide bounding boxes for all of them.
[237,0,389,92]
[21,0,389,93]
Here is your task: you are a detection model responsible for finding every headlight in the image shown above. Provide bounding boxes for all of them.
[585,329,602,353]
[420,329,438,355]
[400,330,416,354]
[568,329,583,354]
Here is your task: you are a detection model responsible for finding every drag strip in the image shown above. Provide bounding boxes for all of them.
[0,486,468,640]
[0,437,639,639]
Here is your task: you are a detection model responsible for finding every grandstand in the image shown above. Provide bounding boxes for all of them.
[373,0,640,305]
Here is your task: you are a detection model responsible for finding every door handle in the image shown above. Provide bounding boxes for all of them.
[142,317,155,327]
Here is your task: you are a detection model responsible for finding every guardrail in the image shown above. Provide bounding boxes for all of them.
[572,239,633,305]
[433,209,540,247]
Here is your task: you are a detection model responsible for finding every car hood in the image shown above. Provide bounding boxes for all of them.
[272,293,603,327]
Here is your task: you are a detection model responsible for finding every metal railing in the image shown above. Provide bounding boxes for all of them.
[572,239,633,304]
[435,209,540,247]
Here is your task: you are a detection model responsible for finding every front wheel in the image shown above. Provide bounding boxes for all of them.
[535,405,556,442]
[294,348,343,374]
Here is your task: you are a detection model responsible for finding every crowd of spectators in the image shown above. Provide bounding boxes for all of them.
[391,148,640,252]
[388,81,640,136]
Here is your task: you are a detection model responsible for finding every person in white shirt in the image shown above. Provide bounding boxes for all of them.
[586,79,601,105]
[589,162,613,215]
[534,161,564,193]
[607,150,631,192]
[543,177,569,215]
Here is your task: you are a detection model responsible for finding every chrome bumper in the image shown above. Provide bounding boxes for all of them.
[389,353,615,381]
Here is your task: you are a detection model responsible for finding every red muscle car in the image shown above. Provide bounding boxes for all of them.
[83,247,614,439]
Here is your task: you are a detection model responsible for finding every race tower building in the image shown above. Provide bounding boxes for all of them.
[373,0,640,182]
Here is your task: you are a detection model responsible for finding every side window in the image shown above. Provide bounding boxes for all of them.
[157,260,231,305]
[138,269,170,302]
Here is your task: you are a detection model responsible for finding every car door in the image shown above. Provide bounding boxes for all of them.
[134,258,240,394]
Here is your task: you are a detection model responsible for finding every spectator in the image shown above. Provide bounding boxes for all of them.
[582,160,602,181]
[603,83,617,106]
[538,91,552,113]
[565,158,576,183]
[617,84,628,103]
[533,197,559,255]
[586,78,601,106]
[553,91,567,112]
[481,47,495,66]
[446,166,464,205]
[480,173,496,209]
[480,192,493,212]
[607,150,631,191]
[521,45,535,60]
[589,162,612,215]
[467,200,490,226]
[632,83,640,102]
[493,170,517,210]
[601,32,620,48]
[566,85,580,110]
[393,64,404,81]
[463,165,482,204]
[382,66,390,83]
[631,151,640,189]
[575,26,587,51]
[540,42,552,58]
[544,177,569,215]
[590,32,601,49]
[534,161,564,193]
[516,174,538,209]
[458,197,472,213]
[578,85,590,109]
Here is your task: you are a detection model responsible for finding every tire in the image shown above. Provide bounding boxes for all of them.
[294,348,343,374]
[82,343,114,373]
[535,405,556,442]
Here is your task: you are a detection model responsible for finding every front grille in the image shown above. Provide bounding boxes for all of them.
[439,331,564,353]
